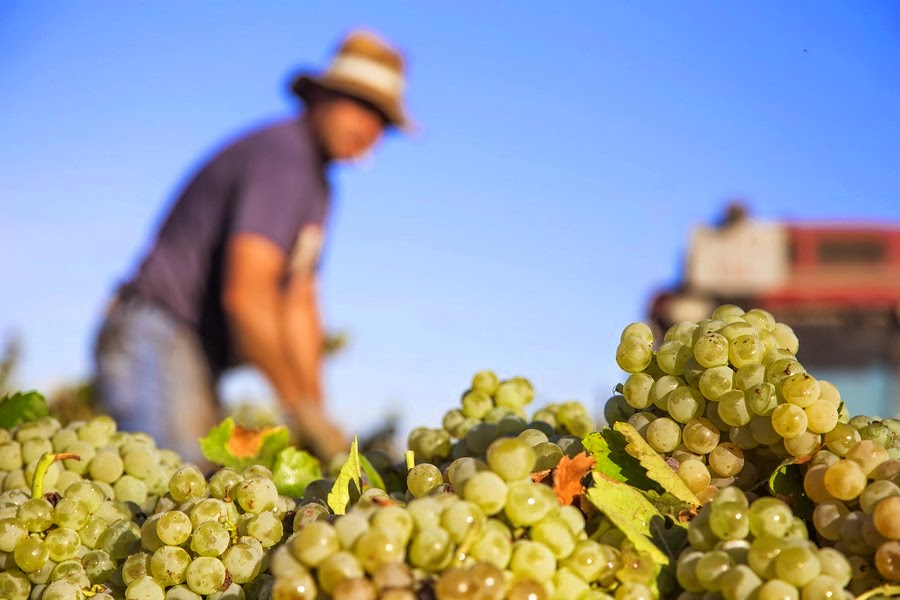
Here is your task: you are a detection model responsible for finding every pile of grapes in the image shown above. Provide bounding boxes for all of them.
[1,304,900,599]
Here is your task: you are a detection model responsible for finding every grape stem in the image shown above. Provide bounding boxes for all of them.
[856,585,900,600]
[32,452,79,499]
[83,584,112,597]
[405,450,415,471]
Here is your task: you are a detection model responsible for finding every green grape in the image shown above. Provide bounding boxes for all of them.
[823,460,867,501]
[168,466,208,503]
[729,425,758,450]
[234,476,278,514]
[693,332,729,368]
[616,336,653,373]
[774,544,821,587]
[0,442,23,471]
[302,552,357,594]
[44,526,80,562]
[486,437,537,482]
[17,498,53,533]
[861,480,900,514]
[860,421,893,447]
[504,480,557,527]
[656,340,692,376]
[695,549,732,591]
[190,520,231,557]
[82,549,116,585]
[729,334,765,369]
[533,441,565,471]
[465,422,500,454]
[87,448,125,483]
[97,519,141,561]
[441,499,485,544]
[78,515,108,549]
[530,516,576,560]
[676,550,705,593]
[20,438,52,465]
[406,463,443,498]
[817,547,852,586]
[409,525,453,571]
[164,583,204,599]
[709,501,750,540]
[189,498,230,528]
[509,540,556,584]
[39,580,84,600]
[771,404,808,440]
[472,369,501,395]
[157,510,193,546]
[13,535,49,572]
[246,511,284,548]
[666,322,698,346]
[469,519,513,569]
[745,382,778,417]
[0,569,30,600]
[208,468,243,500]
[734,363,766,392]
[65,480,106,512]
[122,445,157,479]
[0,517,27,552]
[622,372,655,410]
[668,386,706,424]
[824,423,861,457]
[805,399,839,434]
[627,412,656,437]
[748,497,792,538]
[708,443,744,477]
[185,556,227,596]
[463,471,508,515]
[114,474,148,505]
[122,551,152,586]
[783,431,821,458]
[719,564,762,600]
[353,527,405,574]
[222,539,264,584]
[649,375,681,411]
[462,389,494,419]
[683,358,705,388]
[698,366,734,401]
[803,465,836,504]
[756,579,799,600]
[781,373,820,408]
[682,418,720,455]
[716,390,751,427]
[645,417,681,453]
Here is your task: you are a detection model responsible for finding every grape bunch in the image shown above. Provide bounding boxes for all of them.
[0,414,293,599]
[676,486,854,599]
[804,423,900,593]
[609,305,848,501]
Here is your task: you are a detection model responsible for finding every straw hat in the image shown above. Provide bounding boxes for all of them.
[291,30,412,131]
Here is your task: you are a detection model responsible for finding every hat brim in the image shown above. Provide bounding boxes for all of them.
[291,73,413,132]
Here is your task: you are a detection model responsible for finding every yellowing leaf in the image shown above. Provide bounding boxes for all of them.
[553,452,595,505]
[586,472,669,565]
[327,436,361,515]
[200,417,290,471]
[613,422,700,507]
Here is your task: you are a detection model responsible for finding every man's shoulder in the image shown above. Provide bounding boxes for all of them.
[227,116,312,158]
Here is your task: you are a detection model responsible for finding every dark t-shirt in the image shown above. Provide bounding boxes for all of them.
[125,116,330,375]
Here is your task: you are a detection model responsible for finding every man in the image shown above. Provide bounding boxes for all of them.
[94,30,411,464]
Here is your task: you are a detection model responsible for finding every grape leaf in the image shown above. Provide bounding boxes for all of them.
[583,428,659,492]
[768,455,814,521]
[553,452,596,505]
[272,447,321,497]
[0,391,48,429]
[328,436,361,515]
[199,417,290,471]
[613,422,700,507]
[359,453,386,492]
[585,472,669,565]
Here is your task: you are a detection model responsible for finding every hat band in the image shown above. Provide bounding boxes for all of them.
[325,55,404,98]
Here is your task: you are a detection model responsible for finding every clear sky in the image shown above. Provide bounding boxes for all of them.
[2,2,899,442]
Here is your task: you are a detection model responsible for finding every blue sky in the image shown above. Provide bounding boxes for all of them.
[1,2,899,440]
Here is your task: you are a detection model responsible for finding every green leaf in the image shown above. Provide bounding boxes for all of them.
[768,456,815,521]
[359,453,386,492]
[199,417,290,471]
[0,391,48,429]
[272,447,322,497]
[586,472,669,565]
[613,422,700,507]
[583,428,658,491]
[328,436,361,515]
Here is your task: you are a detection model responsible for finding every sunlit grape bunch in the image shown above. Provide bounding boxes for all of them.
[677,486,854,600]
[608,305,849,501]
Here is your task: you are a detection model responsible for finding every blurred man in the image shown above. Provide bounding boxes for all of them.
[94,30,411,464]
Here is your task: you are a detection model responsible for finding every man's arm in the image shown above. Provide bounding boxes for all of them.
[222,233,345,455]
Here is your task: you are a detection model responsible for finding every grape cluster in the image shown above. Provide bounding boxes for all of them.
[271,370,656,599]
[610,305,848,501]
[804,422,900,593]
[676,486,854,599]
[0,414,292,599]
